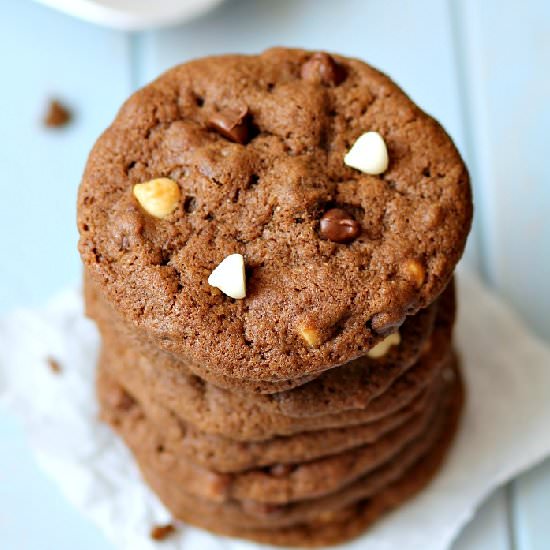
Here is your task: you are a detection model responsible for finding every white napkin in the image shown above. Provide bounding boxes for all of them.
[1,271,550,550]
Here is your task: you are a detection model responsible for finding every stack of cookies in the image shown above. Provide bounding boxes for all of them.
[78,48,472,547]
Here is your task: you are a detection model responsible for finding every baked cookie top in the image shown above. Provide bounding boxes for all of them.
[78,47,471,380]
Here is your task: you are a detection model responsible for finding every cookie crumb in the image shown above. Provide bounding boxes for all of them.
[47,356,62,374]
[150,523,176,541]
[43,99,72,128]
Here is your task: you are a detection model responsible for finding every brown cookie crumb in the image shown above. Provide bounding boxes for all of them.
[47,356,62,374]
[43,99,72,128]
[150,523,176,541]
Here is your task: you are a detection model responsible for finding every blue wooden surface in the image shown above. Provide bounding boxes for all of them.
[0,0,548,548]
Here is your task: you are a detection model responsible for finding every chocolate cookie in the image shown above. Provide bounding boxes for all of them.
[89,280,454,443]
[100,360,463,546]
[99,367,435,473]
[100,333,451,442]
[85,271,441,399]
[99,376,441,505]
[85,271,438,396]
[78,47,472,382]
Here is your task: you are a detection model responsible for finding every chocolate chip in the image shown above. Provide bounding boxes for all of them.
[208,106,250,144]
[43,99,72,128]
[319,208,361,243]
[301,53,346,86]
[150,523,176,541]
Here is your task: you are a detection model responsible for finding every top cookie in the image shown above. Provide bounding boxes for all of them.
[78,47,472,381]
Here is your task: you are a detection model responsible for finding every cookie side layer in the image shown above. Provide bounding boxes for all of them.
[99,360,463,545]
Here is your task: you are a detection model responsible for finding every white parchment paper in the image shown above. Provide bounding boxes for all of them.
[1,271,550,550]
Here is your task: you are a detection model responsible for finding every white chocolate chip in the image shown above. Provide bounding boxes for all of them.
[367,332,400,359]
[401,258,426,288]
[208,254,246,299]
[344,131,388,175]
[133,178,181,219]
[298,324,323,347]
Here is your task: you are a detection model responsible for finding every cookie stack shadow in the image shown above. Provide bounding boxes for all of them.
[86,273,463,547]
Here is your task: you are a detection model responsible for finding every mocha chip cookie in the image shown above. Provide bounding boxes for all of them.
[99,373,441,505]
[99,359,463,546]
[84,270,445,401]
[78,47,472,382]
[98,331,452,442]
[98,366,435,473]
